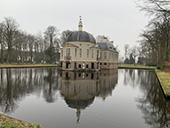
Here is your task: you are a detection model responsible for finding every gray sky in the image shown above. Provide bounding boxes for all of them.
[0,0,149,57]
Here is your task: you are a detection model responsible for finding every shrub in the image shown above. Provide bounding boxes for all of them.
[164,61,170,72]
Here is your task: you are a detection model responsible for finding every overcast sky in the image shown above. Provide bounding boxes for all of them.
[0,0,149,58]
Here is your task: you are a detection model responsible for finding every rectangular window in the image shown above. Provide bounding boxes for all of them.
[61,49,63,58]
[87,49,89,57]
[100,52,102,59]
[79,64,81,68]
[86,65,88,68]
[66,48,70,56]
[92,49,94,58]
[75,48,77,57]
[104,52,107,59]
[97,50,99,58]
[80,49,82,57]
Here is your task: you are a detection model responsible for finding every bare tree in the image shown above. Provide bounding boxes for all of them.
[131,46,139,65]
[35,32,45,63]
[124,44,130,59]
[0,22,6,63]
[138,0,170,68]
[59,30,72,46]
[3,17,19,63]
[13,31,26,63]
[44,26,58,63]
[138,0,170,16]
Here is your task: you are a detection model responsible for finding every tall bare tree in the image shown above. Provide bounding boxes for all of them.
[59,30,72,46]
[124,44,130,59]
[138,0,170,68]
[0,23,6,63]
[27,34,35,63]
[3,17,19,63]
[44,26,58,63]
[138,0,170,16]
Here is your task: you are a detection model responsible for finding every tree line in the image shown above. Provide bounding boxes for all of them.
[138,0,170,68]
[0,17,72,64]
[0,18,114,64]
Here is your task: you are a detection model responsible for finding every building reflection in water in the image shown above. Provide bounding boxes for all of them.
[1,68,170,127]
[58,70,118,123]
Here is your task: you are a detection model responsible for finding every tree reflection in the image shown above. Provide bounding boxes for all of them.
[43,68,59,103]
[123,69,170,128]
[0,68,59,114]
[1,68,169,128]
[137,72,170,128]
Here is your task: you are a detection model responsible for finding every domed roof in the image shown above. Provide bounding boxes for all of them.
[67,31,96,44]
[64,97,94,109]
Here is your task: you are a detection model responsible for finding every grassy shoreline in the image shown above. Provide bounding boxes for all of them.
[0,114,43,128]
[118,64,156,70]
[155,69,170,99]
[0,64,58,68]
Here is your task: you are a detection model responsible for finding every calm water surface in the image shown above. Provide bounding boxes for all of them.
[0,68,170,128]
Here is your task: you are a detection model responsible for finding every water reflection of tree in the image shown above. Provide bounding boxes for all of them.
[123,69,170,128]
[99,70,118,100]
[43,68,59,103]
[137,72,170,128]
[0,68,59,114]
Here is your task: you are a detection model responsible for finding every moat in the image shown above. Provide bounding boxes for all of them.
[0,68,170,128]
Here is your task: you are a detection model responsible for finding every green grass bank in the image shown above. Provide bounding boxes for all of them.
[118,64,156,70]
[155,69,170,99]
[0,114,43,128]
[0,64,58,68]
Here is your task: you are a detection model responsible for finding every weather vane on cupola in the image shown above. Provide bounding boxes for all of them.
[78,16,83,31]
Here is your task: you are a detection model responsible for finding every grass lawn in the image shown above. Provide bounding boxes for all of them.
[0,114,43,128]
[118,64,156,70]
[155,69,170,98]
[0,64,58,68]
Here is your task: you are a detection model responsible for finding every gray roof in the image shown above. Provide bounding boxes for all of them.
[67,31,96,44]
[97,42,118,52]
[65,98,94,109]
